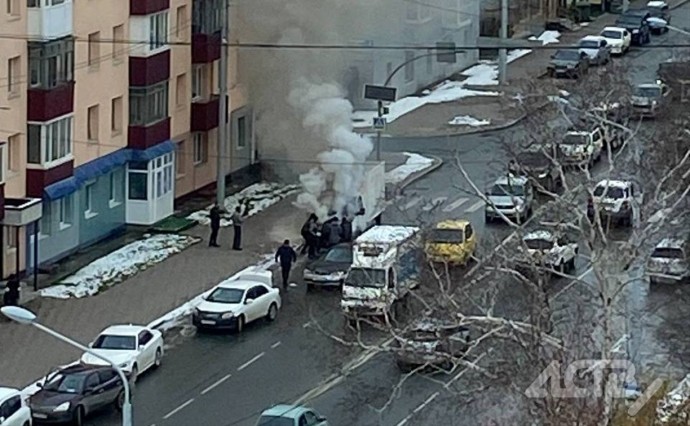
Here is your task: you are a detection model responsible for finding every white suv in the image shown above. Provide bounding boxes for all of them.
[587,179,640,227]
[519,229,579,273]
[0,387,31,426]
[647,237,690,284]
[558,128,605,168]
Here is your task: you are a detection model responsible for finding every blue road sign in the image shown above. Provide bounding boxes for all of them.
[373,117,387,129]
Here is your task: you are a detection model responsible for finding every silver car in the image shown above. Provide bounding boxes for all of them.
[647,238,690,284]
[578,36,611,66]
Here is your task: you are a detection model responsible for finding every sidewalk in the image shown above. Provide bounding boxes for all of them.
[0,152,439,389]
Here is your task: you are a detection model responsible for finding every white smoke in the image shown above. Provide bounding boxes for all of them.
[288,77,374,221]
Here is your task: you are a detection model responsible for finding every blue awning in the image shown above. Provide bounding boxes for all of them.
[73,149,129,185]
[127,140,176,162]
[44,177,80,201]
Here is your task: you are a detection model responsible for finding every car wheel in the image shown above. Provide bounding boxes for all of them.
[129,364,138,384]
[484,213,492,223]
[235,315,245,334]
[266,303,278,322]
[23,422,30,426]
[567,257,576,272]
[154,348,162,369]
[396,360,414,373]
[115,390,125,411]
[306,283,315,292]
[73,406,85,426]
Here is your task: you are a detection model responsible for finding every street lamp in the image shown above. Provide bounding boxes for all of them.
[1,306,133,426]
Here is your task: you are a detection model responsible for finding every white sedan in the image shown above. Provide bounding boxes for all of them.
[193,271,281,333]
[81,324,164,382]
[599,27,631,55]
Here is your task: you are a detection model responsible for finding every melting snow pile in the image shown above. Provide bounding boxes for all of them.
[529,30,561,45]
[187,183,300,227]
[386,152,434,185]
[657,374,690,423]
[448,116,491,127]
[40,234,201,299]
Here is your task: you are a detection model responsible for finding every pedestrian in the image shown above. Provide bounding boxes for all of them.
[340,216,353,242]
[231,206,243,250]
[308,218,320,259]
[208,204,221,247]
[275,240,297,290]
[320,219,332,250]
[300,214,318,255]
[3,274,20,307]
[328,217,342,247]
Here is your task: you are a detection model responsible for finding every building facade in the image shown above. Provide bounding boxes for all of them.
[0,0,252,278]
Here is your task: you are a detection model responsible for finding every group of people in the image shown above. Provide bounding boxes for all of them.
[300,213,353,259]
[208,204,244,250]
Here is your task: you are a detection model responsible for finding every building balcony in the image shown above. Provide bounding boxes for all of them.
[27,81,75,122]
[130,0,169,15]
[190,96,220,132]
[26,160,74,198]
[192,32,221,64]
[28,1,73,40]
[128,117,171,150]
[1,198,42,227]
[129,51,171,86]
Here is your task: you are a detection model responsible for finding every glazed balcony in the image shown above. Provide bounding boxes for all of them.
[28,0,73,40]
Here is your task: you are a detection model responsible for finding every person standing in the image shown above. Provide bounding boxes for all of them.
[231,206,243,250]
[208,204,221,247]
[275,240,297,290]
[3,274,20,307]
[300,214,318,255]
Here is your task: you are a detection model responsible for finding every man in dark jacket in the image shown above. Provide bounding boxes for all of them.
[209,204,221,247]
[300,214,318,256]
[275,240,297,290]
[3,274,20,307]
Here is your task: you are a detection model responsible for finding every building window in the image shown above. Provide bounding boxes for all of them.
[192,132,207,165]
[176,5,187,40]
[154,153,174,198]
[7,133,19,172]
[111,96,122,135]
[175,73,186,107]
[7,56,19,96]
[84,182,95,216]
[87,32,100,68]
[149,12,169,50]
[404,51,414,82]
[0,143,6,183]
[6,0,19,16]
[192,0,222,34]
[87,105,99,141]
[426,50,433,75]
[176,140,186,176]
[28,37,75,89]
[109,171,121,206]
[112,24,124,61]
[59,195,73,228]
[40,203,51,236]
[237,116,247,148]
[128,162,148,201]
[5,227,17,250]
[129,82,169,126]
[27,116,73,166]
[28,0,38,7]
[191,65,205,101]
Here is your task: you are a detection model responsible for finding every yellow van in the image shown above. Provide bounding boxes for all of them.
[424,220,477,265]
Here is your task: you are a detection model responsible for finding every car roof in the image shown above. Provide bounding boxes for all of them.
[623,9,650,16]
[566,130,589,136]
[409,317,468,332]
[57,364,112,375]
[0,387,20,401]
[637,83,661,88]
[595,179,630,189]
[434,219,470,229]
[656,238,686,249]
[217,279,265,290]
[602,26,626,32]
[494,174,528,185]
[261,404,310,419]
[524,230,555,241]
[99,324,148,336]
[581,35,605,42]
[647,0,668,6]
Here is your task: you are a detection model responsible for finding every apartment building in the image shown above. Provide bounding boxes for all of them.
[0,0,252,279]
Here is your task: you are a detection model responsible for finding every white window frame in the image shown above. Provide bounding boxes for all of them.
[192,132,207,164]
[0,143,6,184]
[39,201,51,237]
[84,181,96,218]
[27,115,74,169]
[153,153,174,199]
[149,12,169,51]
[109,171,121,208]
[58,195,72,230]
[191,64,205,102]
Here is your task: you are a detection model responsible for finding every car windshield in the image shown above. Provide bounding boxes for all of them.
[324,246,353,263]
[346,267,386,288]
[562,134,587,145]
[617,18,641,26]
[206,287,244,304]
[601,30,622,39]
[43,373,86,394]
[580,40,600,49]
[257,416,294,426]
[651,248,684,259]
[594,185,625,199]
[92,334,136,350]
[428,228,464,244]
[489,183,525,196]
[517,152,549,165]
[525,238,554,250]
[553,50,579,60]
[634,86,662,98]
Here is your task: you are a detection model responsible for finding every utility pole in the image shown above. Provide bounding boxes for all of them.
[375,100,383,161]
[498,0,509,84]
[216,0,229,206]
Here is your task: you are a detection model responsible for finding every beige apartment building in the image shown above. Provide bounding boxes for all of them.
[0,0,252,279]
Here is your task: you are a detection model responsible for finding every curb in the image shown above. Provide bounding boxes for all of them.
[671,0,690,9]
[390,155,444,196]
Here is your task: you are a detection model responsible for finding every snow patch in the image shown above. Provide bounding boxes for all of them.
[39,234,201,299]
[529,30,561,45]
[187,183,300,226]
[356,225,419,244]
[448,115,491,127]
[386,152,435,185]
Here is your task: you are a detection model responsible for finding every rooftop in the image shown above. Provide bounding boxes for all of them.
[656,238,686,249]
[595,179,630,189]
[356,225,419,245]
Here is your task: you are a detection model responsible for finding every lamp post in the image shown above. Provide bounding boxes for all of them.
[1,306,133,426]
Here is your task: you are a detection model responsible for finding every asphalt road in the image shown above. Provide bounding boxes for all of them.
[88,5,690,425]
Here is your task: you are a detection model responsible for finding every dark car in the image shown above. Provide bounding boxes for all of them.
[392,318,471,372]
[511,146,562,193]
[29,364,125,426]
[646,1,670,34]
[303,243,352,291]
[547,49,589,79]
[615,11,652,44]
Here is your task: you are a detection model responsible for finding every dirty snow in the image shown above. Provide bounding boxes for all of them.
[187,183,300,227]
[529,30,561,45]
[39,234,201,299]
[386,152,435,184]
[357,225,419,244]
[448,115,491,127]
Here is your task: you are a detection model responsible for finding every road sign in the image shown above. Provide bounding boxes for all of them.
[364,85,397,102]
[373,117,387,130]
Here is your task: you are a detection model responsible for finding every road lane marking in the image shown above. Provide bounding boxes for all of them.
[422,197,448,211]
[464,200,484,213]
[403,197,422,210]
[162,398,194,419]
[443,197,468,212]
[396,392,440,425]
[201,374,232,395]
[238,352,265,371]
[271,341,282,349]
